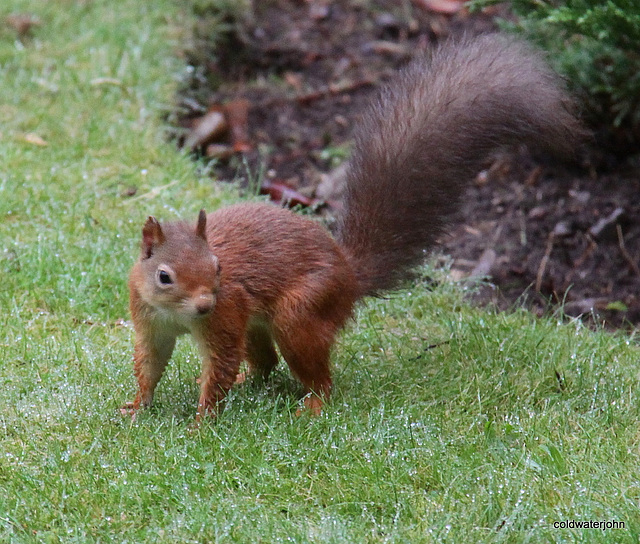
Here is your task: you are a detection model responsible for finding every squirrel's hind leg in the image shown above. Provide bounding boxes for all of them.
[276,330,333,416]
[272,313,337,416]
[236,319,279,384]
[272,279,355,415]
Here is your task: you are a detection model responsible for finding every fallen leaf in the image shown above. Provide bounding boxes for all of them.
[562,298,609,315]
[22,133,48,146]
[474,170,489,186]
[124,179,180,203]
[527,206,547,220]
[297,78,375,105]
[183,107,228,150]
[525,165,543,186]
[308,2,330,20]
[469,248,497,278]
[316,162,349,201]
[364,40,411,57]
[606,301,628,312]
[90,77,124,87]
[589,207,624,239]
[412,0,465,15]
[223,99,252,153]
[260,179,318,208]
[284,71,303,91]
[205,144,235,160]
[6,13,41,37]
[121,186,137,197]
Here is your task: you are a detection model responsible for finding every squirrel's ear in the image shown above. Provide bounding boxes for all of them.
[196,209,207,241]
[141,216,165,259]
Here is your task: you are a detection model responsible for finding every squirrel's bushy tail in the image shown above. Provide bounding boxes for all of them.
[336,34,586,297]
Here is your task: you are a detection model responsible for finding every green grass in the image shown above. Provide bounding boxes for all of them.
[1,1,639,542]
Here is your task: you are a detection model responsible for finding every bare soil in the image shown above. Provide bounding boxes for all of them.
[174,0,640,329]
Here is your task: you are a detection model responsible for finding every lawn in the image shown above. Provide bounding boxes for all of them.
[1,1,639,542]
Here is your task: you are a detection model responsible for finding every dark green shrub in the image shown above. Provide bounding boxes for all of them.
[471,0,640,156]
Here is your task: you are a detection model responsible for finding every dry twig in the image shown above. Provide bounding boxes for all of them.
[616,224,640,277]
[535,233,555,293]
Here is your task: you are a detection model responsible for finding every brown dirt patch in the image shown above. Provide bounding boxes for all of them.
[174,0,640,329]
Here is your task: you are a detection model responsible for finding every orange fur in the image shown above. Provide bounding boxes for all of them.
[125,203,357,418]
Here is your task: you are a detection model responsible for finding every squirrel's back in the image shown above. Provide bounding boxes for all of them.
[205,203,356,308]
[337,33,586,296]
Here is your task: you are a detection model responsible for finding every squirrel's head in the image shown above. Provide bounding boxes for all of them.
[137,210,220,321]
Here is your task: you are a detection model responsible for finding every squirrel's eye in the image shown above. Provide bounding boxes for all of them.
[157,269,173,285]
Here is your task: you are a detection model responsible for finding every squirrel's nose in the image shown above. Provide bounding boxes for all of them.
[194,294,214,315]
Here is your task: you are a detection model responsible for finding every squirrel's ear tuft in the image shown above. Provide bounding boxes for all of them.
[142,216,165,259]
[196,209,207,241]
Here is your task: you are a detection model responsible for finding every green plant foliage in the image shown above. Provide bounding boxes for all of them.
[471,0,640,153]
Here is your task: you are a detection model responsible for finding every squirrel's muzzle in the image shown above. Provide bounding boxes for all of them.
[194,293,215,315]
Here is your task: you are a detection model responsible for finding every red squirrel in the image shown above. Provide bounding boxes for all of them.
[123,35,585,419]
